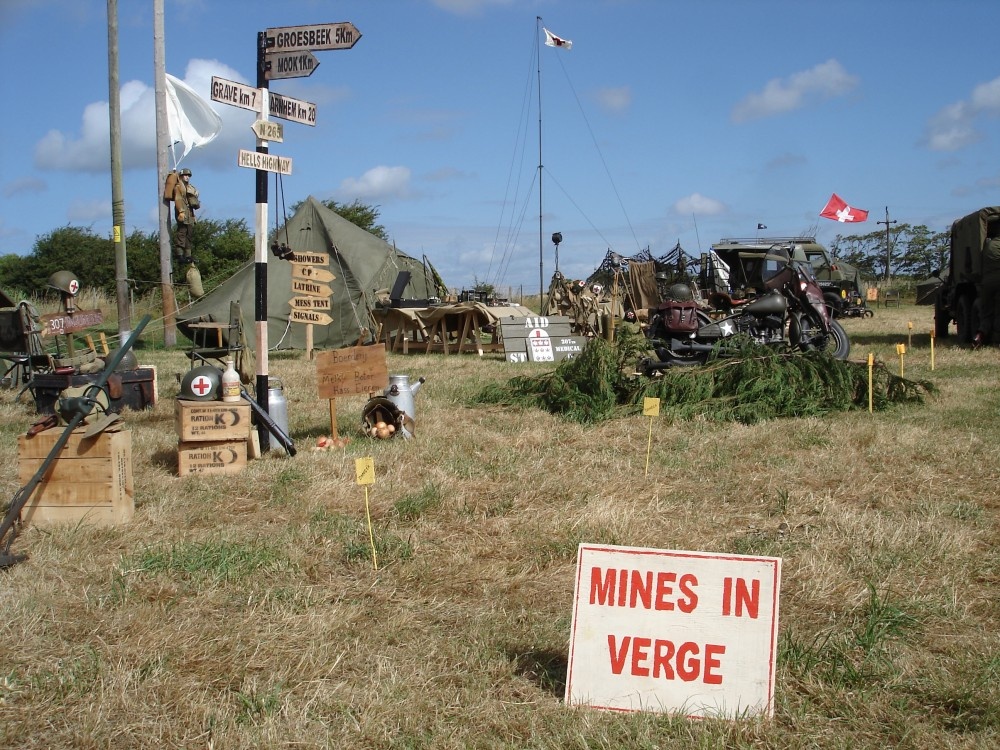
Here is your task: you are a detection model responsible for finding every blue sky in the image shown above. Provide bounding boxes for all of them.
[1,0,998,294]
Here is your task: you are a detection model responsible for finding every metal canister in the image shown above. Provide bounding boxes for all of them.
[267,378,290,454]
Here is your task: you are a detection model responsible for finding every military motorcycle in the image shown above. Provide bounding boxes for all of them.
[639,249,851,373]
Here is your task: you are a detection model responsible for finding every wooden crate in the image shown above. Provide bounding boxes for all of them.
[177,439,248,476]
[175,399,251,442]
[17,427,134,528]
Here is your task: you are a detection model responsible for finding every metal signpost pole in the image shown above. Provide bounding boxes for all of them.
[254,31,271,452]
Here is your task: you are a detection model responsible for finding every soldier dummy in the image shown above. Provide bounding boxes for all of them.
[974,222,1000,348]
[171,168,200,266]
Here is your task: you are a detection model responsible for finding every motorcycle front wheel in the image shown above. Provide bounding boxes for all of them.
[792,315,851,360]
[824,319,851,360]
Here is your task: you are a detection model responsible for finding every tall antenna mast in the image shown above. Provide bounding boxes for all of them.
[536,16,544,312]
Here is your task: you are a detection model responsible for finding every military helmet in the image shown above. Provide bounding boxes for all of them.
[47,270,80,296]
[666,283,694,302]
[110,347,138,372]
[180,168,192,177]
[179,365,223,401]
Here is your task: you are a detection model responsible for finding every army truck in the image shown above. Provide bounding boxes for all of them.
[933,206,1000,341]
[710,237,867,315]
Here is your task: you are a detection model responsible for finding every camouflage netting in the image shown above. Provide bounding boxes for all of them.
[474,330,935,425]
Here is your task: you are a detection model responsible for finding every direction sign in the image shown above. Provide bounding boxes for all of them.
[291,264,335,283]
[40,308,104,337]
[292,279,333,298]
[292,251,329,265]
[269,91,317,127]
[251,119,284,142]
[290,296,332,311]
[265,22,362,54]
[290,309,334,326]
[237,149,292,175]
[211,76,259,112]
[266,50,320,80]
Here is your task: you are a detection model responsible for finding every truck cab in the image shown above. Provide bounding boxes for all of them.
[934,206,1000,341]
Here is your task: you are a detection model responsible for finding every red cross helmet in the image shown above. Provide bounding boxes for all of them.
[179,365,223,401]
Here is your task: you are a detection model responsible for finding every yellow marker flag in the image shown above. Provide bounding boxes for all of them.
[355,457,378,569]
[644,397,660,476]
[643,397,661,417]
[355,457,375,485]
[867,353,874,413]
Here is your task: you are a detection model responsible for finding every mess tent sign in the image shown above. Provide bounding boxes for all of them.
[566,544,781,718]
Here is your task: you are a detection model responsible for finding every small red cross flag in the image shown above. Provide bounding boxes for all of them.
[543,28,573,50]
[820,193,869,223]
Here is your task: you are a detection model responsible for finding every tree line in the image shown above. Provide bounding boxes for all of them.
[828,223,949,280]
[0,199,388,301]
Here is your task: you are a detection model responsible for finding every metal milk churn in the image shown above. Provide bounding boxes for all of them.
[383,374,425,438]
[267,377,290,454]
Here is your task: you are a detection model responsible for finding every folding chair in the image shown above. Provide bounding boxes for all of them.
[881,289,901,308]
[0,302,53,397]
[186,301,253,382]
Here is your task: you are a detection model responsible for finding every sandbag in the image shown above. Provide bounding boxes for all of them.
[186,265,204,298]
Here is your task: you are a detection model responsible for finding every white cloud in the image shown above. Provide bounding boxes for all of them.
[32,58,253,173]
[673,193,726,216]
[731,59,858,123]
[335,166,412,202]
[593,86,632,114]
[2,176,46,198]
[67,198,112,224]
[924,75,1000,152]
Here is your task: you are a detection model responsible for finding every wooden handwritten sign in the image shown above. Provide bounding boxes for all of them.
[315,344,388,399]
[39,309,104,337]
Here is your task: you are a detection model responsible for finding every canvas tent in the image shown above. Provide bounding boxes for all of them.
[177,196,445,350]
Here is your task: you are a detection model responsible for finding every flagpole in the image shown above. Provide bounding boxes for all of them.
[537,16,544,313]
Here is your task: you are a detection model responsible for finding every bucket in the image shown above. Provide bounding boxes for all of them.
[268,378,290,454]
[361,396,414,440]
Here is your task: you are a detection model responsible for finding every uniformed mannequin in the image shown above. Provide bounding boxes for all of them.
[171,168,200,265]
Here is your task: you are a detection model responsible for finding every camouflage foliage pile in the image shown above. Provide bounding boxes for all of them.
[475,330,934,425]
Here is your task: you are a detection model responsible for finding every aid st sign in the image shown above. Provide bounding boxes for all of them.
[565,544,781,718]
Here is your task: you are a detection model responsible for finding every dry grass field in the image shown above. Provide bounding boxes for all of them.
[1,302,997,749]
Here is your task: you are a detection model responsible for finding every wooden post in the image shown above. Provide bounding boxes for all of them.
[329,399,338,440]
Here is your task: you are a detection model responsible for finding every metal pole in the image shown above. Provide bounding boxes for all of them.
[152,0,176,347]
[877,207,897,283]
[537,16,544,313]
[107,0,131,343]
[255,32,271,452]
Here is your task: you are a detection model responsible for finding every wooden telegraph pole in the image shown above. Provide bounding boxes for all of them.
[877,207,898,283]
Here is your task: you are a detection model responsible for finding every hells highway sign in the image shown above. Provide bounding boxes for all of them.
[237,149,292,175]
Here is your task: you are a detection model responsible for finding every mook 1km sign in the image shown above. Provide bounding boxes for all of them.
[565,544,781,718]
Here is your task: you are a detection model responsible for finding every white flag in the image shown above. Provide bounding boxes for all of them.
[165,73,222,164]
[543,28,572,50]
